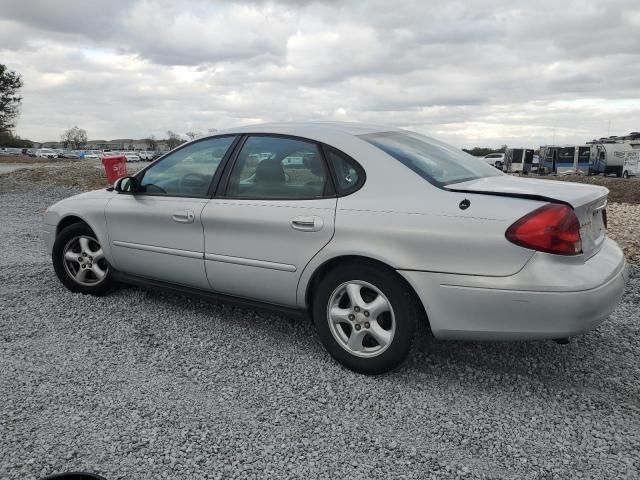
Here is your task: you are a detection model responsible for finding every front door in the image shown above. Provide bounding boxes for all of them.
[202,135,337,306]
[105,135,237,289]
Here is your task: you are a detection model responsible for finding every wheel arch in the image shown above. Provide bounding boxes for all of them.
[56,214,90,236]
[302,254,429,326]
[54,213,114,266]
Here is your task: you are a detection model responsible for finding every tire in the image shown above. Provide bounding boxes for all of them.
[52,223,115,296]
[623,171,629,179]
[313,262,419,375]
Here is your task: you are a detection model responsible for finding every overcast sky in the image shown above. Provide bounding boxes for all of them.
[1,0,639,147]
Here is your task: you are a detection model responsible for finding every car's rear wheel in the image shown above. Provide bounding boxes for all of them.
[623,170,629,179]
[52,223,114,296]
[313,263,418,374]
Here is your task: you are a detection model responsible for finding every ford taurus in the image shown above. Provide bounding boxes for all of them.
[44,122,628,374]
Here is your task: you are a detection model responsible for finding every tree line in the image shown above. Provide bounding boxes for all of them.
[0,64,30,147]
[462,145,508,157]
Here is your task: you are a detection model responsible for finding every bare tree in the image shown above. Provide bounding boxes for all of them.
[0,64,23,133]
[185,131,202,141]
[144,135,158,150]
[60,126,88,149]
[166,130,183,150]
[207,128,218,135]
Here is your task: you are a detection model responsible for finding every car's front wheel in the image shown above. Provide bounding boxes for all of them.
[52,223,114,296]
[313,263,418,374]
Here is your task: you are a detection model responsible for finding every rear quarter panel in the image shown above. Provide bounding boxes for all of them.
[296,139,543,307]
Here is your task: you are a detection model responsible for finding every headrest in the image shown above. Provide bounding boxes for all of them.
[255,159,285,184]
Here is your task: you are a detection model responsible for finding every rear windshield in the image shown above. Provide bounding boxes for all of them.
[359,131,503,187]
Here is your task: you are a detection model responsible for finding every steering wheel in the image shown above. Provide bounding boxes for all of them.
[179,172,210,194]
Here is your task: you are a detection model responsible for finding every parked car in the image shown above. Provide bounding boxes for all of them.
[58,150,81,159]
[137,151,155,161]
[481,152,505,170]
[44,123,628,374]
[36,148,58,159]
[26,148,38,157]
[83,150,102,160]
[0,147,22,156]
[123,152,141,162]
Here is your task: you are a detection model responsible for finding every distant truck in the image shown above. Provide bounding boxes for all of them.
[503,148,534,174]
[539,145,590,175]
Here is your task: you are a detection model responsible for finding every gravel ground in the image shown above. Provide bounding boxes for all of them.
[606,203,640,265]
[1,179,639,480]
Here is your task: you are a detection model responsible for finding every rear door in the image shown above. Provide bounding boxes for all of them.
[105,135,237,289]
[202,135,337,306]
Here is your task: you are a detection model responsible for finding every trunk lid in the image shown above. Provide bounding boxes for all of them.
[447,176,609,257]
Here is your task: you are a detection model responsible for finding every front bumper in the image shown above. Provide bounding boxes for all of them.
[399,238,628,340]
[43,223,56,255]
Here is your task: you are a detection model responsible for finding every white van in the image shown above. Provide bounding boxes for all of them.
[622,150,640,178]
[481,153,505,169]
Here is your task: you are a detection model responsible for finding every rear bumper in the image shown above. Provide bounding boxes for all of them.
[399,238,628,340]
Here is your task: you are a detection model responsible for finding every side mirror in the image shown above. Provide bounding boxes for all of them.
[114,176,138,193]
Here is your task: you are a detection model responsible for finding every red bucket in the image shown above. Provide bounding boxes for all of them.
[101,155,128,184]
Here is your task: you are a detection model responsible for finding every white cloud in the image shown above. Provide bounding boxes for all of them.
[0,0,638,147]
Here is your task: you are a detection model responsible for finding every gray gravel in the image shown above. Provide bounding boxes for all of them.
[1,178,639,480]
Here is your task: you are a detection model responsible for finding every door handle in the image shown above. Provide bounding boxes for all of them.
[172,209,195,224]
[290,215,323,232]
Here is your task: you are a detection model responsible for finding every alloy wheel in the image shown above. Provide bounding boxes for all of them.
[62,235,108,286]
[327,280,396,358]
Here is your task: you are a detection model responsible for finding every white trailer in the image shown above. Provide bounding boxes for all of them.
[588,139,634,176]
[503,148,534,174]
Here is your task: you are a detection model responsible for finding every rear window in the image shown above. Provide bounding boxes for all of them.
[359,131,503,187]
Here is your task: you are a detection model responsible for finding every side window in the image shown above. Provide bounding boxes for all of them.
[226,136,328,199]
[139,136,236,197]
[325,147,362,193]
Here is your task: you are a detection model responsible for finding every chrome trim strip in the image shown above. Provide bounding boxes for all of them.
[204,253,297,272]
[113,240,203,259]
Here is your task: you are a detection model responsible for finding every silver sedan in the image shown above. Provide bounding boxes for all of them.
[44,122,628,374]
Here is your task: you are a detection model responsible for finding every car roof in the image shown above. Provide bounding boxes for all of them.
[214,121,400,138]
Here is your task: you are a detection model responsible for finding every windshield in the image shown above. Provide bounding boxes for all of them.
[359,131,503,186]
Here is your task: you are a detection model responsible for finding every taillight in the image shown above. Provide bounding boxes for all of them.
[506,203,582,255]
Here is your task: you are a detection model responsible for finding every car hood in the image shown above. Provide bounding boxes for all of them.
[67,188,116,201]
[45,189,116,224]
[446,175,608,208]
